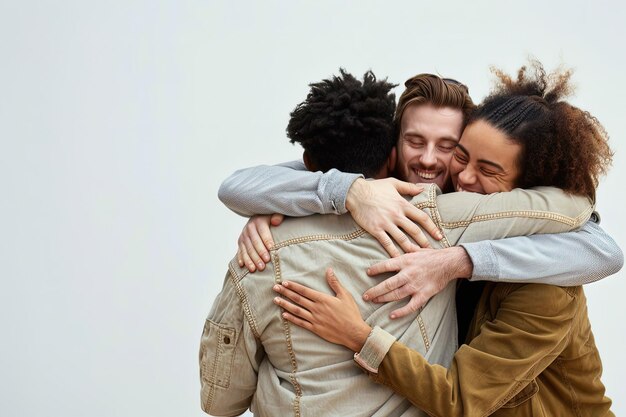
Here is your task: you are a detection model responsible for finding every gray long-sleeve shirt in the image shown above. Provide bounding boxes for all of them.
[218,160,623,285]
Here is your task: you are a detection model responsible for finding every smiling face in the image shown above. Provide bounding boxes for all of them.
[395,103,464,190]
[450,120,522,194]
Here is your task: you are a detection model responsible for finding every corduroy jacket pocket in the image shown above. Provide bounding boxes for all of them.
[199,319,237,389]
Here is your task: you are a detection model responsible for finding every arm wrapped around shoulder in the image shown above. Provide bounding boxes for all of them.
[423,186,593,246]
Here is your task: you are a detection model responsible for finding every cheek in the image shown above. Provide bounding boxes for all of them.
[400,143,420,161]
[449,158,462,175]
[449,159,462,184]
[497,178,517,192]
[439,152,454,169]
[483,177,512,194]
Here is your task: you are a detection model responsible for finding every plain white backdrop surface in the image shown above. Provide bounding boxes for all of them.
[1,1,624,416]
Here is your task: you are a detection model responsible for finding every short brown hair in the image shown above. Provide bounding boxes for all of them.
[394,74,475,129]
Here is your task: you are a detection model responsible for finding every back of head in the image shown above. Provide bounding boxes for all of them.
[471,60,613,199]
[287,69,397,178]
[395,73,475,128]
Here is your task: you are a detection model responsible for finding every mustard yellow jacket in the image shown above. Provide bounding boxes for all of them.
[366,282,613,416]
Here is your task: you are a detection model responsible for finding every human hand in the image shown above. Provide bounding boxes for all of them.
[345,178,443,257]
[273,268,372,352]
[237,214,284,272]
[364,246,473,319]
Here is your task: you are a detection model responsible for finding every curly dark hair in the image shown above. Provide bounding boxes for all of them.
[470,60,613,199]
[287,69,397,178]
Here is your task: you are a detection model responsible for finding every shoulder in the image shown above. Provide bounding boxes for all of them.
[269,213,366,249]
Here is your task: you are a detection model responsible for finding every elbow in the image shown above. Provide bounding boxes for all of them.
[201,399,247,417]
[217,179,233,206]
[217,179,248,216]
[595,236,624,279]
[609,244,624,276]
[200,380,252,416]
[201,392,242,417]
[601,229,624,277]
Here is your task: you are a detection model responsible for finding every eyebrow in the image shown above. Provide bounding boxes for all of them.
[456,143,505,171]
[403,132,424,139]
[438,136,460,142]
[404,132,459,142]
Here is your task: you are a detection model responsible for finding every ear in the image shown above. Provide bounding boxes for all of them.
[387,146,397,173]
[373,146,398,179]
[303,150,316,172]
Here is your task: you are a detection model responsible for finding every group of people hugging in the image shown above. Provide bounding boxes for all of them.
[199,59,622,416]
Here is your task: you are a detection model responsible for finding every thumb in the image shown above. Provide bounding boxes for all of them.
[270,213,285,226]
[326,268,345,296]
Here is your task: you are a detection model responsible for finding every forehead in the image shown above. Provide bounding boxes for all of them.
[400,103,463,140]
[460,120,522,167]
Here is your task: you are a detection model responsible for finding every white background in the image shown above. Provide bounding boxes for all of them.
[1,1,625,416]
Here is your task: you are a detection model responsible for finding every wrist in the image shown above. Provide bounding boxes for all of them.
[447,246,473,279]
[348,322,372,353]
[345,178,366,212]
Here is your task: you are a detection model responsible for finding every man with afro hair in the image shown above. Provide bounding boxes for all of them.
[287,69,398,179]
[201,70,459,417]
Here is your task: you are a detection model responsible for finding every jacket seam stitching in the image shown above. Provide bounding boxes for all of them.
[272,251,302,417]
[204,326,222,412]
[416,313,430,352]
[485,380,527,415]
[414,185,451,248]
[439,206,593,229]
[500,380,539,407]
[271,229,367,250]
[556,353,583,416]
[228,263,261,339]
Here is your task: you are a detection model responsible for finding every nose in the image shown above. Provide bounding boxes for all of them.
[458,164,476,186]
[419,145,437,167]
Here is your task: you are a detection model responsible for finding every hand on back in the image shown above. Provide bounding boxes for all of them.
[237,214,284,272]
[346,178,443,257]
[365,246,473,318]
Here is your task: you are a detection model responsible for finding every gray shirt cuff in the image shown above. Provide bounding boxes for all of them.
[323,169,363,214]
[461,241,500,281]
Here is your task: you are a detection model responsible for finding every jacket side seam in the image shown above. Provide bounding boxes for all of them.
[204,326,222,413]
[556,357,583,417]
[416,313,430,352]
[272,251,302,417]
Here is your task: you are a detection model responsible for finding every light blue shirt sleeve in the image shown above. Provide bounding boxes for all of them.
[461,219,624,286]
[217,160,363,217]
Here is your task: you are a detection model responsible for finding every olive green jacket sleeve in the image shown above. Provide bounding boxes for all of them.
[355,185,596,416]
[369,284,579,416]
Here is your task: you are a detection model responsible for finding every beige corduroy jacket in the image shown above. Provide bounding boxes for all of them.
[201,185,595,417]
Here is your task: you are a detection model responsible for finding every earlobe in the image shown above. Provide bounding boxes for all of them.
[303,151,315,172]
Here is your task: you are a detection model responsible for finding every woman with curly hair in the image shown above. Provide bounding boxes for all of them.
[273,61,615,416]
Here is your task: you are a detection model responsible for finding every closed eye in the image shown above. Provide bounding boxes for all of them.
[480,167,499,176]
[453,150,468,164]
[438,144,456,152]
